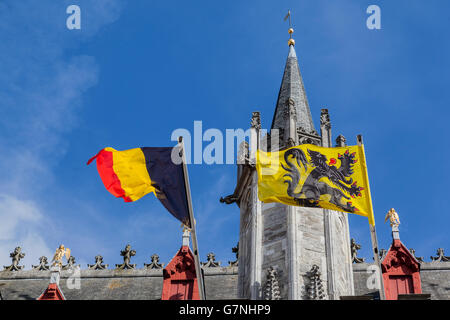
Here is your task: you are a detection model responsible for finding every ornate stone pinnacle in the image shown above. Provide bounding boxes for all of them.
[320,109,331,130]
[251,112,261,130]
[228,242,239,267]
[115,244,137,270]
[335,135,346,147]
[201,252,221,268]
[431,248,450,262]
[264,266,281,300]
[306,265,326,300]
[350,238,365,263]
[3,247,25,271]
[144,254,164,269]
[88,255,108,270]
[32,256,50,271]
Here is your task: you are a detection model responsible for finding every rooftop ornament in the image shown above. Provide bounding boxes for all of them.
[3,247,25,271]
[201,252,221,268]
[144,254,164,270]
[32,256,50,271]
[431,248,450,262]
[385,208,400,227]
[409,249,424,263]
[88,255,108,270]
[350,238,365,263]
[62,256,80,270]
[115,244,136,270]
[228,242,239,267]
[51,245,71,268]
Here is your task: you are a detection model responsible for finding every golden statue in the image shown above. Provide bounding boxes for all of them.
[384,208,400,227]
[51,244,71,267]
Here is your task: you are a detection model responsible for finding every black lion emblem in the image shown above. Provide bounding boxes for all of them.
[281,148,364,212]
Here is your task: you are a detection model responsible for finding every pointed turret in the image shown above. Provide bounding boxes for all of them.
[271,32,319,147]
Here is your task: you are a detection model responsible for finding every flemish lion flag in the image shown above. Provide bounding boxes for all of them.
[256,144,375,225]
[87,147,191,227]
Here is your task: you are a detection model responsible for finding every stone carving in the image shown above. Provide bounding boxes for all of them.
[350,239,365,263]
[431,248,450,262]
[228,242,239,267]
[320,109,331,130]
[115,244,137,270]
[335,135,346,147]
[51,244,70,267]
[384,208,400,227]
[409,249,424,263]
[32,256,50,271]
[263,267,281,300]
[220,195,238,205]
[62,256,80,270]
[201,252,221,268]
[251,111,261,130]
[144,254,164,269]
[286,137,296,148]
[88,255,109,270]
[3,247,25,271]
[306,265,326,300]
[283,98,297,120]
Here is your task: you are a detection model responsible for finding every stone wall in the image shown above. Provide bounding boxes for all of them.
[0,267,239,300]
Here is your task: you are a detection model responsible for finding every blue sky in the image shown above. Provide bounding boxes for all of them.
[0,0,449,270]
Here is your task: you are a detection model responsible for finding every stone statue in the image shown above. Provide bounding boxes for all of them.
[51,244,71,267]
[384,208,400,227]
[3,247,25,271]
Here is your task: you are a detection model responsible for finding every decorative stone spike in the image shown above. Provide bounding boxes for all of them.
[228,242,239,267]
[32,256,50,271]
[306,265,326,300]
[201,252,221,268]
[3,247,25,271]
[264,267,281,300]
[350,239,365,263]
[88,255,108,270]
[409,249,424,263]
[431,248,450,262]
[335,135,347,147]
[251,111,261,130]
[62,256,80,270]
[115,244,137,270]
[144,254,164,269]
[320,109,331,130]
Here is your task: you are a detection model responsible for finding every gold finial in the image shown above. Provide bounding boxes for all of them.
[284,10,295,46]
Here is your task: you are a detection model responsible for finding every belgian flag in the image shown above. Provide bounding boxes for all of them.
[87,146,190,227]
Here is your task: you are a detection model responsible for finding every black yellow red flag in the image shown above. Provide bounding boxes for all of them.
[87,146,191,227]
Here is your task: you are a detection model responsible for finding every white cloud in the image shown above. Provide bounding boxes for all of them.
[0,1,124,268]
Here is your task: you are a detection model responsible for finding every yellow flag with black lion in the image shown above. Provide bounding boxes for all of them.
[256,144,375,225]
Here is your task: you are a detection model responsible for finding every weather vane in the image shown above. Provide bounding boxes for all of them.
[284,10,295,46]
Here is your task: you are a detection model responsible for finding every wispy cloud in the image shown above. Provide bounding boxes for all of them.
[0,1,124,267]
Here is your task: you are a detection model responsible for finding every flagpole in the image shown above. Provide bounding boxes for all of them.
[357,134,386,300]
[178,136,206,300]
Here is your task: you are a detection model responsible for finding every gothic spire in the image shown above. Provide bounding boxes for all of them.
[270,32,316,138]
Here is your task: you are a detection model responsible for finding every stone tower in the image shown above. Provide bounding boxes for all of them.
[221,32,354,300]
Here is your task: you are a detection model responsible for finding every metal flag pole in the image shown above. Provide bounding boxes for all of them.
[357,134,386,300]
[178,136,206,300]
